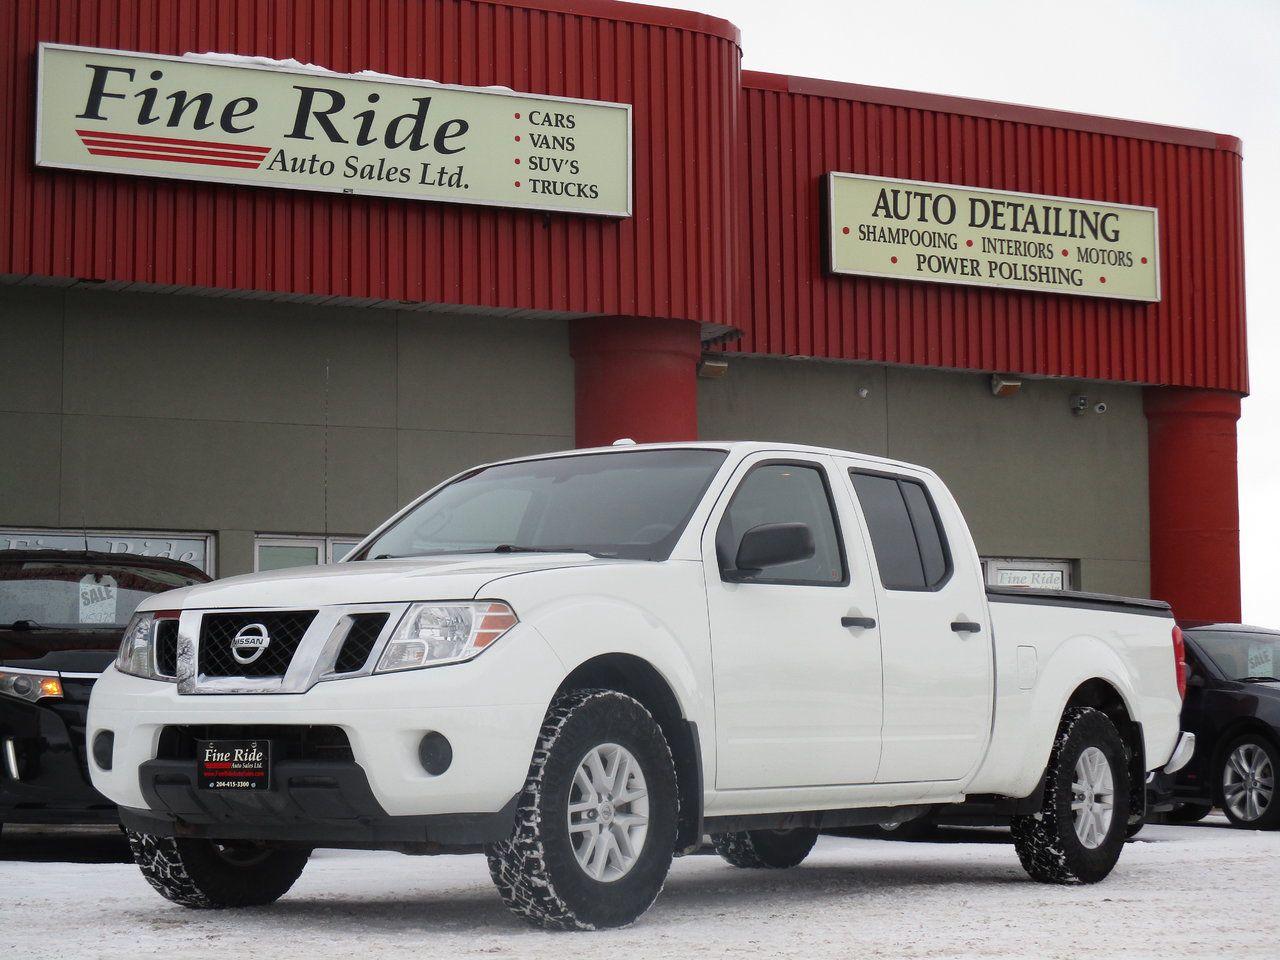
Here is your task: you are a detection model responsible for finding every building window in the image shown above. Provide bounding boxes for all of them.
[982,558,1074,591]
[254,535,363,572]
[0,527,215,575]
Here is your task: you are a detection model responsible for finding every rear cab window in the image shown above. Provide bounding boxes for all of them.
[849,471,952,591]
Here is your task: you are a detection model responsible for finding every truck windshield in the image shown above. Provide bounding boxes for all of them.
[0,561,202,630]
[360,449,729,562]
[1192,631,1280,682]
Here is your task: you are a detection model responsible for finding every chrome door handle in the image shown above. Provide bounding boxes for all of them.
[841,616,877,629]
[951,621,982,634]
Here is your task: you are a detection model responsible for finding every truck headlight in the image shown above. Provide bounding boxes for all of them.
[376,602,517,672]
[115,612,169,680]
[0,669,63,703]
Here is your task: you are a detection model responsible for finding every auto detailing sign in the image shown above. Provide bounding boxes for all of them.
[35,43,632,217]
[828,173,1160,301]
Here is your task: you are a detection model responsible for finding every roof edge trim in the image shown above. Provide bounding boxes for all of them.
[743,70,1242,156]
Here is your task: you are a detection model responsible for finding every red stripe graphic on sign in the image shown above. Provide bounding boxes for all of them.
[75,129,272,169]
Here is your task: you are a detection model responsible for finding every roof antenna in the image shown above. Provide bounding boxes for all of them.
[612,438,637,446]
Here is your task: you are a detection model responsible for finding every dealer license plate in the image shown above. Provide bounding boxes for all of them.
[196,739,271,790]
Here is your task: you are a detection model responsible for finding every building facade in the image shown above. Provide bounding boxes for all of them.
[0,0,1246,622]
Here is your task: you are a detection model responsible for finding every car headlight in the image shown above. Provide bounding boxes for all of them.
[376,601,518,672]
[0,669,63,703]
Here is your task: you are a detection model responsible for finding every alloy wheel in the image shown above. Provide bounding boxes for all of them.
[1071,745,1115,849]
[567,742,650,882]
[1223,743,1274,822]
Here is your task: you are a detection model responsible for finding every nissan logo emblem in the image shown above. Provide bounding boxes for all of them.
[230,623,271,665]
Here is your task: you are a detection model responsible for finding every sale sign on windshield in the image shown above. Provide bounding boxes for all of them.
[35,43,632,217]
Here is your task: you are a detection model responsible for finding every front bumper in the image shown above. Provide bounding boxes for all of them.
[1,676,116,824]
[121,758,519,847]
[87,625,564,823]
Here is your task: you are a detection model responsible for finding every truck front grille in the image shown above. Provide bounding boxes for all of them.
[155,619,179,677]
[333,613,389,673]
[198,611,317,678]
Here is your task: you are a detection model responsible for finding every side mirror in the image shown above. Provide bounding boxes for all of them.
[729,522,815,580]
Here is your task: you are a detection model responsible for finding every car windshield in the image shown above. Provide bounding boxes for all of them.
[1192,630,1280,682]
[360,449,729,562]
[0,561,203,630]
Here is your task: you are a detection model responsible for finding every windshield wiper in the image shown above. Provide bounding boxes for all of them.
[491,545,618,558]
[1237,676,1279,684]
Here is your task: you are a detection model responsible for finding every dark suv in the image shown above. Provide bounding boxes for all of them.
[1162,624,1280,829]
[1,550,208,831]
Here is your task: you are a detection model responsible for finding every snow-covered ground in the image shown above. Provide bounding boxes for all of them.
[3,818,1276,959]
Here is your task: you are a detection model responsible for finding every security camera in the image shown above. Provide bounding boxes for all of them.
[1094,402,1108,415]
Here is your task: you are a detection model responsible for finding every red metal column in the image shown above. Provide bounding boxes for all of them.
[570,317,702,448]
[1144,387,1243,624]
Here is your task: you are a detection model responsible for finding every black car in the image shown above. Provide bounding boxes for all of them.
[0,550,209,831]
[1161,624,1280,829]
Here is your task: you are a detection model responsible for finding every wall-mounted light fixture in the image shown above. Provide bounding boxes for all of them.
[697,355,729,379]
[990,374,1022,398]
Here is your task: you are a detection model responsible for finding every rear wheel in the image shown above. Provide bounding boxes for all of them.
[126,831,309,908]
[1012,707,1130,884]
[486,689,679,930]
[711,828,818,869]
[1218,736,1280,830]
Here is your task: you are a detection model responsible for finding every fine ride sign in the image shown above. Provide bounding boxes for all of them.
[35,43,633,218]
[827,172,1160,302]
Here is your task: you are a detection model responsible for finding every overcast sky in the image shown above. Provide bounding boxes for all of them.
[675,0,1279,625]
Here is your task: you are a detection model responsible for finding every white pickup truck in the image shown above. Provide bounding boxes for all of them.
[88,442,1193,929]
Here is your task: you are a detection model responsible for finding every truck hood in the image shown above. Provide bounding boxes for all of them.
[136,554,614,610]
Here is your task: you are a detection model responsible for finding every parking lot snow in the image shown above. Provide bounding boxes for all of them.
[3,818,1276,959]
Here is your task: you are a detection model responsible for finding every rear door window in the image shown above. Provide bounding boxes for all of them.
[850,472,951,591]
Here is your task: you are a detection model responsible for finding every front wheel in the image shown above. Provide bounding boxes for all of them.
[1012,707,1130,884]
[711,828,817,868]
[486,689,679,930]
[1219,736,1280,830]
[126,831,310,908]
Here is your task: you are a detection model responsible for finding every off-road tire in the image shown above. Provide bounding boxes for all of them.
[1217,735,1280,830]
[1164,802,1212,824]
[1012,707,1130,884]
[486,689,679,930]
[126,831,310,908]
[710,828,818,868]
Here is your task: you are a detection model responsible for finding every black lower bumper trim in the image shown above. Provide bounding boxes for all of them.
[130,758,518,849]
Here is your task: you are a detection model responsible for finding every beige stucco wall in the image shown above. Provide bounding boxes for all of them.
[2,286,1150,593]
[699,355,1150,597]
[0,284,574,576]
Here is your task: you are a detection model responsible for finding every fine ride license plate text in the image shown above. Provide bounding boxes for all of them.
[197,739,271,790]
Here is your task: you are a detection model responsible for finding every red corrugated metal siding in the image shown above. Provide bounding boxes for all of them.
[0,0,741,330]
[731,74,1248,393]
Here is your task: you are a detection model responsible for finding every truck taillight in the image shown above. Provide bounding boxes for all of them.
[1172,625,1188,699]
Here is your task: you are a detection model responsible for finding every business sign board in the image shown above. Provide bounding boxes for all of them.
[0,528,213,573]
[828,173,1160,302]
[35,43,632,217]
